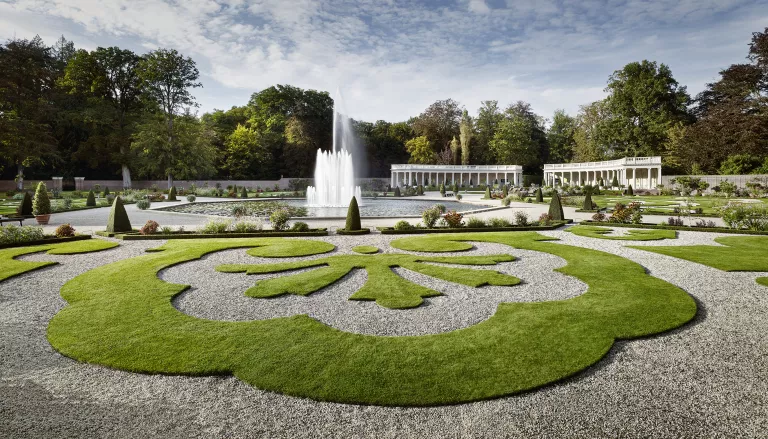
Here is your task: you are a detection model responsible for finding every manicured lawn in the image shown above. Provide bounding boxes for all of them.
[352,245,379,254]
[218,253,518,309]
[0,239,119,282]
[47,233,696,406]
[567,225,677,241]
[630,236,768,287]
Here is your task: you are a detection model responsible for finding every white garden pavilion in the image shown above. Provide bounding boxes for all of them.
[390,164,523,188]
[543,157,662,190]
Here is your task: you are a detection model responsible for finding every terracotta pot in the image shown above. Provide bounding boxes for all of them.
[35,214,51,225]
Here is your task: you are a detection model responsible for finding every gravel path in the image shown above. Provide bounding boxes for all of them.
[2,231,767,438]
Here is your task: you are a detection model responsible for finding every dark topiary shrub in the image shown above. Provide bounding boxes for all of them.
[583,187,594,210]
[393,220,414,231]
[345,196,361,231]
[452,183,458,194]
[611,175,619,188]
[86,190,96,207]
[535,188,543,202]
[627,184,634,196]
[290,221,310,232]
[168,186,177,201]
[103,186,110,197]
[241,187,248,198]
[417,185,423,195]
[18,191,33,216]
[548,193,565,221]
[502,185,508,198]
[106,196,132,233]
[440,184,446,197]
[484,186,491,199]
[32,182,51,216]
[394,186,401,197]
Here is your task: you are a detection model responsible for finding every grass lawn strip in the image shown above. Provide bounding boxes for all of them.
[567,225,677,241]
[218,253,518,309]
[630,236,768,287]
[352,245,379,254]
[0,239,119,282]
[47,233,696,406]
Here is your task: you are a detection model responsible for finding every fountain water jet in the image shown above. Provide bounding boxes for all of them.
[306,88,362,207]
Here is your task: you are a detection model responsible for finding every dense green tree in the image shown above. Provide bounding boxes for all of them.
[547,110,576,163]
[356,120,411,177]
[62,47,143,187]
[719,154,763,174]
[601,60,691,158]
[573,101,610,162]
[137,48,202,187]
[405,136,434,164]
[449,136,460,164]
[489,102,548,170]
[459,109,473,165]
[0,37,58,189]
[412,99,462,155]
[221,124,271,179]
[473,100,502,164]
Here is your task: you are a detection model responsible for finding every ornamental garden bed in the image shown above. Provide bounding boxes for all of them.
[0,234,92,250]
[96,229,328,240]
[336,228,371,235]
[580,220,768,235]
[377,220,571,234]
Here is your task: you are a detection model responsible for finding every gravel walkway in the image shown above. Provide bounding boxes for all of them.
[2,231,767,438]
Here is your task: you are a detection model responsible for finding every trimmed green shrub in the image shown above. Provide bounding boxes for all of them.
[452,183,458,194]
[535,188,543,202]
[548,193,565,221]
[466,217,486,228]
[394,186,401,197]
[232,220,263,233]
[18,191,33,216]
[422,206,442,228]
[488,217,512,228]
[86,190,96,207]
[186,194,196,203]
[270,208,290,231]
[393,220,414,231]
[106,196,132,233]
[611,175,619,188]
[484,186,491,199]
[345,196,361,231]
[291,221,310,232]
[32,182,51,216]
[55,223,76,237]
[502,185,508,198]
[241,187,248,198]
[440,184,446,197]
[168,186,177,201]
[136,199,151,210]
[627,184,634,196]
[583,187,594,210]
[103,186,110,197]
[199,219,231,234]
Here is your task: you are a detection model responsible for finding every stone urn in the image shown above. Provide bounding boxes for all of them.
[35,214,51,225]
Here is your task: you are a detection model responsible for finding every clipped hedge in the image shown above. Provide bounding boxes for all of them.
[378,221,571,234]
[580,220,768,235]
[0,234,92,250]
[110,230,329,240]
[336,228,371,235]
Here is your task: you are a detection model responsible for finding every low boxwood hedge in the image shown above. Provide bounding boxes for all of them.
[580,220,768,235]
[114,229,329,240]
[378,221,571,234]
[0,234,92,250]
[336,228,371,235]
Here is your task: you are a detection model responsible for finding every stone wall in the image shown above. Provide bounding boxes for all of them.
[661,174,768,189]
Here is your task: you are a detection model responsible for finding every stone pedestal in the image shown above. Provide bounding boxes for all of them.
[74,177,85,191]
[52,177,64,192]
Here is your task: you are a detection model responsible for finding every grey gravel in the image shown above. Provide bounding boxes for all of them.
[1,231,767,438]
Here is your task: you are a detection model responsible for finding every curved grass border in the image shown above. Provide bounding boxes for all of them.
[47,233,696,406]
[352,245,379,254]
[629,236,768,287]
[581,220,768,236]
[567,225,677,241]
[0,238,119,282]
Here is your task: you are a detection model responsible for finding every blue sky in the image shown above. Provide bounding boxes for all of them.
[1,0,767,122]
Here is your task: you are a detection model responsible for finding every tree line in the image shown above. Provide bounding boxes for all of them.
[1,28,766,188]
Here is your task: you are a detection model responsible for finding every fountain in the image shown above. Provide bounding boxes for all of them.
[306,89,362,207]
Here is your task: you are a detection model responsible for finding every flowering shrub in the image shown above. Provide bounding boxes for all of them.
[147,193,165,202]
[538,213,553,226]
[55,223,76,237]
[514,211,529,226]
[422,206,442,228]
[140,220,160,235]
[609,202,642,224]
[0,225,45,245]
[441,210,464,228]
[591,212,607,222]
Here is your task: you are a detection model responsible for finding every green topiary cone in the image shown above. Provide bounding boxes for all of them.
[583,187,593,210]
[106,196,132,233]
[241,187,248,198]
[18,191,33,216]
[394,186,401,197]
[548,192,565,221]
[86,190,96,207]
[611,175,619,188]
[103,186,110,197]
[627,184,634,196]
[168,186,177,201]
[535,188,543,202]
[502,185,508,198]
[439,184,446,197]
[32,182,51,216]
[485,186,491,199]
[345,196,361,231]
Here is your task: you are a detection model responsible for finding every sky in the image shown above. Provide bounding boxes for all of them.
[1,0,767,123]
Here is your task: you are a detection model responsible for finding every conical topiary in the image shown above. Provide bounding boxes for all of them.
[611,175,619,188]
[485,186,491,199]
[32,182,51,216]
[627,184,634,196]
[452,183,458,194]
[345,196,361,231]
[548,192,565,221]
[241,187,248,198]
[18,191,33,216]
[583,187,593,210]
[440,184,446,197]
[394,186,401,197]
[417,185,423,195]
[106,196,132,233]
[502,185,508,198]
[103,186,110,197]
[535,188,543,202]
[168,186,177,201]
[86,189,96,207]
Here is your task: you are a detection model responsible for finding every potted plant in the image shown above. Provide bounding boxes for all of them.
[33,181,52,225]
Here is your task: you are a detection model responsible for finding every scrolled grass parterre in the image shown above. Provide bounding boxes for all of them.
[567,225,677,241]
[0,238,119,282]
[352,245,379,254]
[629,236,768,287]
[217,253,519,309]
[47,233,696,406]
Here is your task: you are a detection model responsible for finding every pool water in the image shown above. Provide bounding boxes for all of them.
[284,198,492,217]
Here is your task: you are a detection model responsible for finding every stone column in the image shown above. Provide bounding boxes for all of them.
[74,177,85,191]
[51,177,63,192]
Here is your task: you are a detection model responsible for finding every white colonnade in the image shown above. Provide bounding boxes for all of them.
[390,164,524,188]
[543,157,662,190]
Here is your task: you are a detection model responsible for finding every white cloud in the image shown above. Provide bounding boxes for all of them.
[2,0,767,122]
